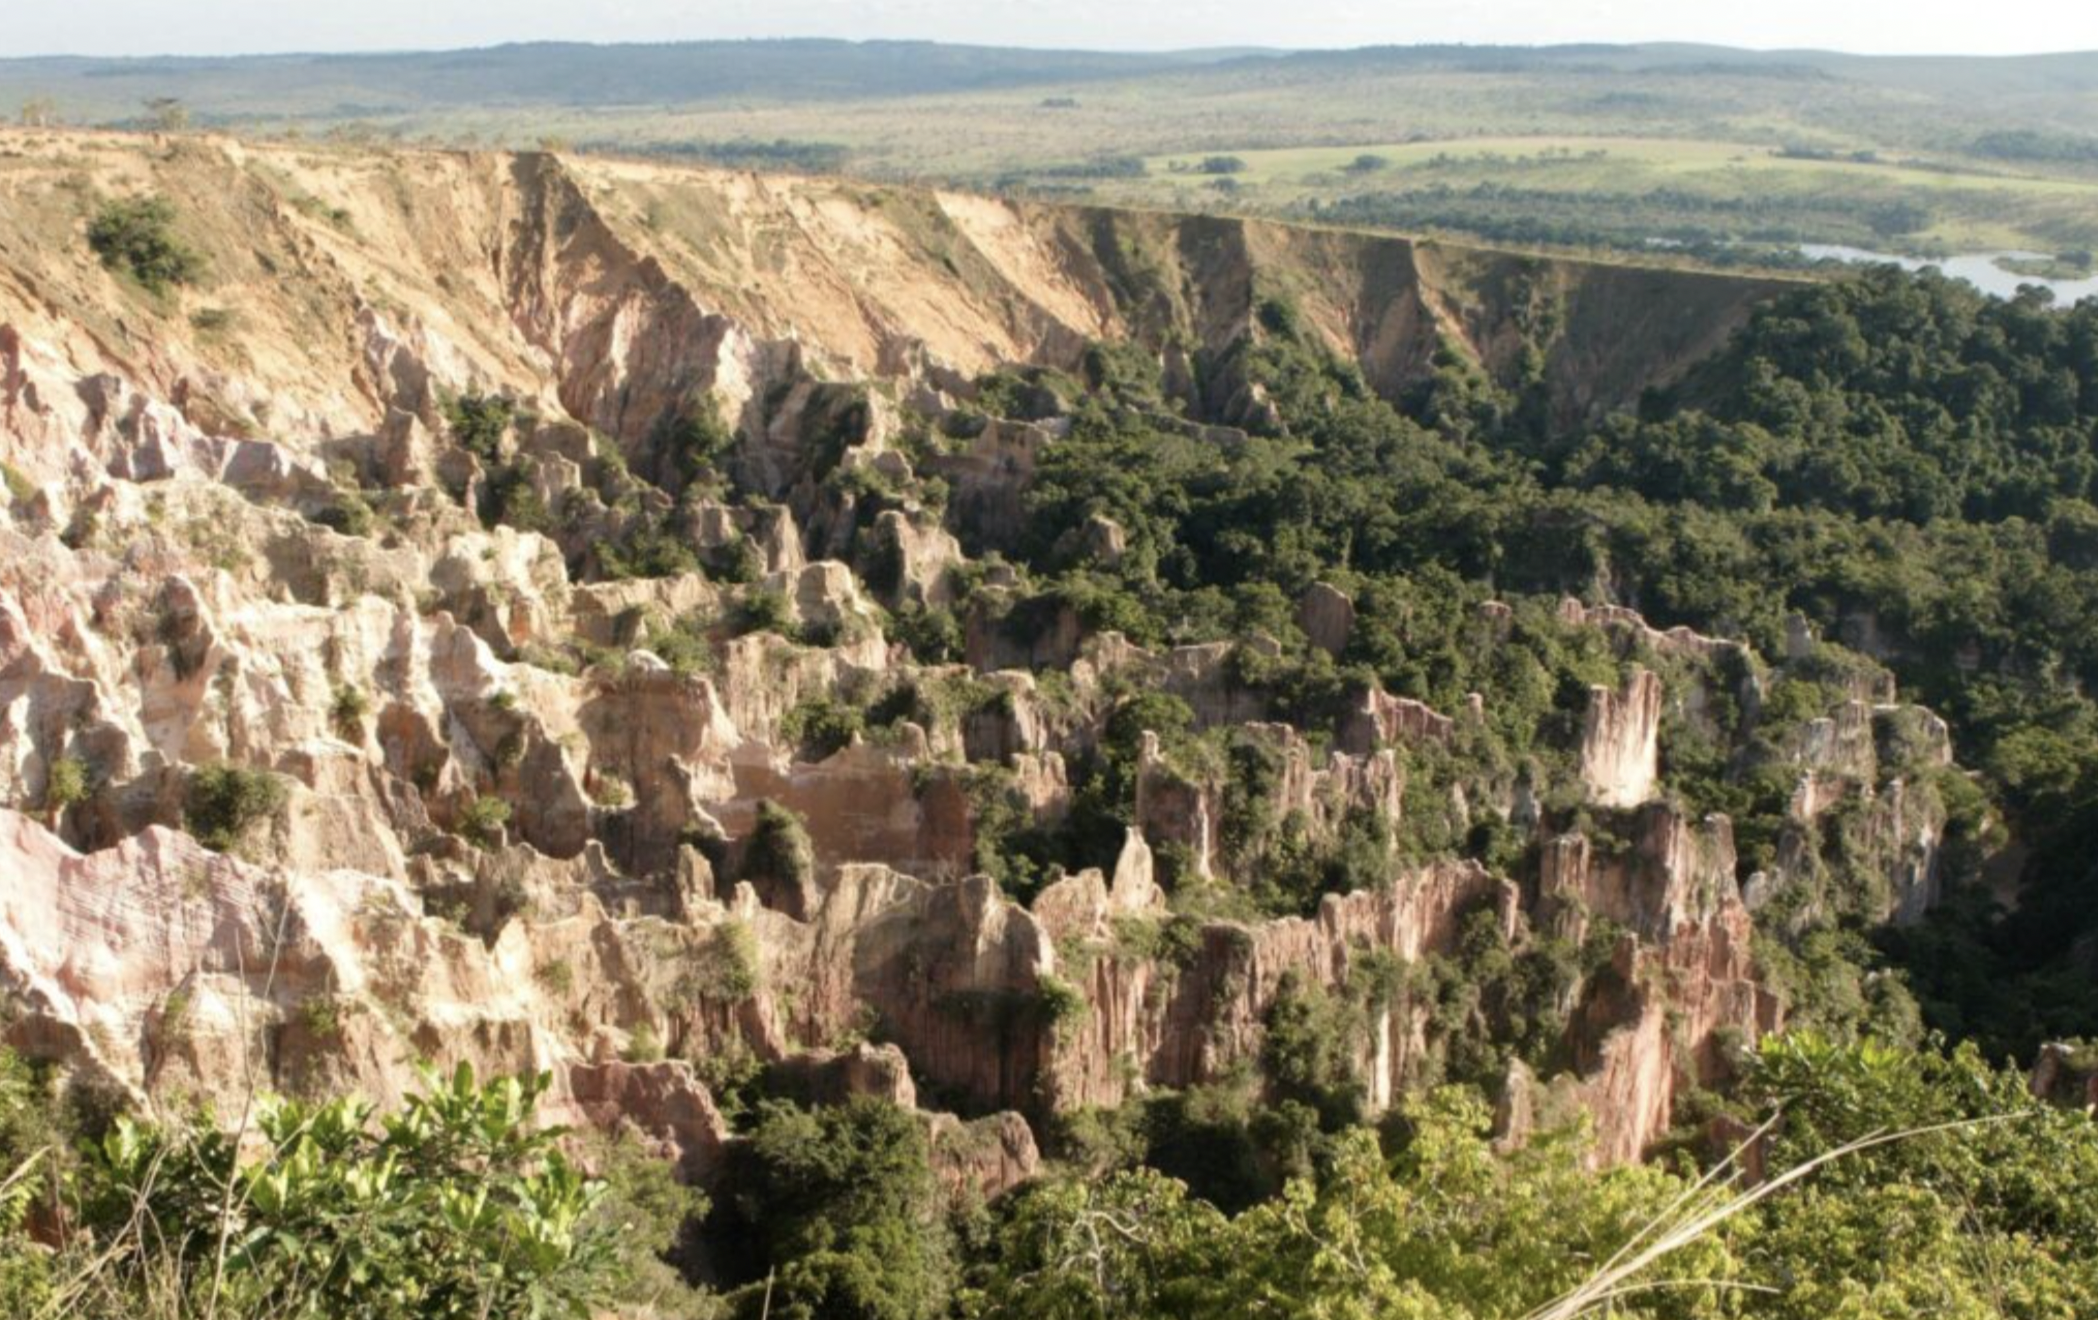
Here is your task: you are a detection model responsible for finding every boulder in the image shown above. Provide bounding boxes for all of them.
[1297,581,1354,656]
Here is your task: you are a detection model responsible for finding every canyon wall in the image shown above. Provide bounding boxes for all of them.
[0,127,1938,1191]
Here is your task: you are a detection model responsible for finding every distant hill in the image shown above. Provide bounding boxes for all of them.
[0,38,1268,123]
[9,39,2098,129]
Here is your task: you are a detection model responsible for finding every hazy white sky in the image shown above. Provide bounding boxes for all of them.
[7,0,2097,59]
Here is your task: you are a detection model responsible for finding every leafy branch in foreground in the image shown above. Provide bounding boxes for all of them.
[38,1063,619,1320]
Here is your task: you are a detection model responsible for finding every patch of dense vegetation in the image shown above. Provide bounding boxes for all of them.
[183,762,286,853]
[626,137,851,173]
[9,1034,2084,1318]
[1308,182,1928,264]
[960,1034,2098,1318]
[1971,128,2098,165]
[86,197,204,293]
[1021,155,1148,182]
[965,267,2098,1061]
[704,1096,955,1318]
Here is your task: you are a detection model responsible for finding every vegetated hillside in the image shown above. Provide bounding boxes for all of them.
[0,128,2093,1315]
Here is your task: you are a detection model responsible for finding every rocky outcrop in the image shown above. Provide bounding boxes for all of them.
[0,805,1052,1188]
[568,1060,733,1181]
[2031,1043,2098,1113]
[1297,581,1355,657]
[1338,686,1456,753]
[0,128,1987,1204]
[1555,597,1750,665]
[1525,805,1777,1163]
[0,808,557,1113]
[1580,668,1662,809]
[929,1110,1042,1204]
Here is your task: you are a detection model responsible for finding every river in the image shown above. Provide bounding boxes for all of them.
[1800,245,2098,304]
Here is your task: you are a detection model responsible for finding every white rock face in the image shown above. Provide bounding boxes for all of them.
[1580,667,1663,809]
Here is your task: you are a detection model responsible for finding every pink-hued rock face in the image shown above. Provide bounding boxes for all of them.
[0,778,1768,1173]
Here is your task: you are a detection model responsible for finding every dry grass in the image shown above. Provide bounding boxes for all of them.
[1525,1111,2019,1320]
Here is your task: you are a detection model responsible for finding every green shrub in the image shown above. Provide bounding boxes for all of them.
[662,402,736,490]
[889,602,963,663]
[328,684,369,739]
[298,995,343,1042]
[0,1048,66,1310]
[86,196,202,293]
[642,610,717,675]
[184,762,286,852]
[0,462,33,506]
[589,770,633,808]
[457,794,512,849]
[1260,970,1366,1130]
[599,517,702,580]
[311,487,375,537]
[537,958,576,995]
[694,1038,766,1129]
[42,754,90,816]
[441,392,515,462]
[621,1022,665,1063]
[706,534,765,585]
[731,587,794,637]
[1037,973,1088,1040]
[741,801,815,908]
[479,460,552,532]
[688,919,761,1002]
[719,1096,954,1319]
[583,1135,714,1316]
[779,693,864,760]
[1112,912,1206,970]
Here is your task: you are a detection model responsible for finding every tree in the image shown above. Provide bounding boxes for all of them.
[721,1096,955,1319]
[969,1089,1741,1319]
[1725,1033,2098,1315]
[959,1169,1226,1319]
[42,755,89,823]
[16,96,58,128]
[741,800,817,918]
[143,96,189,132]
[86,196,204,294]
[183,762,285,852]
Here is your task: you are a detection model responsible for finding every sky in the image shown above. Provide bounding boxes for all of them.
[6,0,2097,59]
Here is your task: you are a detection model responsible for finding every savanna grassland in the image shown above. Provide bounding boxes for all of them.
[10,41,2098,263]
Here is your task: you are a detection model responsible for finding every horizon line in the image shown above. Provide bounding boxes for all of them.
[6,34,2098,65]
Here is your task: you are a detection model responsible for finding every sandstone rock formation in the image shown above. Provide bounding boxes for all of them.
[1297,581,1355,656]
[0,127,1981,1207]
[1580,667,1662,809]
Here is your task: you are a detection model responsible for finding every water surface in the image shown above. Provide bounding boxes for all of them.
[1800,245,2098,304]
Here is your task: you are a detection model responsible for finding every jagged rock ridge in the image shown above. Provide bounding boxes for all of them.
[0,129,1961,1189]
